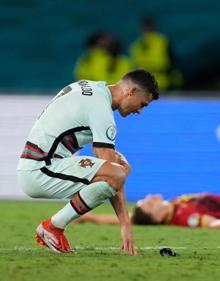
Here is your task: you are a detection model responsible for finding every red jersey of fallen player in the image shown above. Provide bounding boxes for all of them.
[166,193,220,227]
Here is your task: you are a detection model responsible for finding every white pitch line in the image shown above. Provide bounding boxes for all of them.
[0,245,216,252]
[75,246,188,250]
[1,245,220,252]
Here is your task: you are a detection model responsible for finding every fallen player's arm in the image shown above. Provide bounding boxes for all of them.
[74,213,120,224]
[201,215,220,228]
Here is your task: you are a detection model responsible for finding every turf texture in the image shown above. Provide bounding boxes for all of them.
[0,200,220,281]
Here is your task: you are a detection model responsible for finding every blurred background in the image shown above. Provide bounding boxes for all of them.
[1,0,220,200]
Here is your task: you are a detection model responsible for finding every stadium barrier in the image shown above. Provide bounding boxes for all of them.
[1,94,220,200]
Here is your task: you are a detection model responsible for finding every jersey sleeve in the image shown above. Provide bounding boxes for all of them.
[87,103,117,149]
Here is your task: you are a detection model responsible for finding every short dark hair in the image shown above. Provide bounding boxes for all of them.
[131,206,159,225]
[122,69,159,100]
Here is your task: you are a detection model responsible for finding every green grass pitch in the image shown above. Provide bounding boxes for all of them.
[1,200,220,281]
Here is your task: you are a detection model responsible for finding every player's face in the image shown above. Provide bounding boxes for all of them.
[119,87,153,117]
[137,194,168,223]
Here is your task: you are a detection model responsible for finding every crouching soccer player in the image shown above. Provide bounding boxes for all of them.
[17,69,159,255]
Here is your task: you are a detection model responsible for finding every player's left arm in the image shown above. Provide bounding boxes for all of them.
[201,215,220,228]
[88,103,136,254]
[114,150,131,175]
[109,186,137,255]
[93,147,136,255]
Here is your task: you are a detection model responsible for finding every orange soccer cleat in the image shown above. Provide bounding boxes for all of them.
[36,218,73,253]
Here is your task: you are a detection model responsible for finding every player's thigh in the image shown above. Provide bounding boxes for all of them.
[18,156,106,199]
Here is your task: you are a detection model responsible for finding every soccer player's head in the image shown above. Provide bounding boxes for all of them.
[122,69,159,100]
[116,69,159,117]
[131,206,158,225]
[131,194,168,225]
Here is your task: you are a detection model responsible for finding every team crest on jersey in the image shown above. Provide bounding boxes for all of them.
[106,126,117,141]
[79,158,95,168]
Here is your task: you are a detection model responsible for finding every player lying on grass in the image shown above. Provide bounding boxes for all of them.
[75,193,220,228]
[17,69,159,255]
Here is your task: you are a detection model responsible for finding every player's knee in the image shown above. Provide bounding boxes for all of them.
[95,181,117,199]
[92,162,127,192]
[105,168,126,192]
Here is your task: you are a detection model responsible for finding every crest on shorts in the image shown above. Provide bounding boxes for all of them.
[79,158,95,168]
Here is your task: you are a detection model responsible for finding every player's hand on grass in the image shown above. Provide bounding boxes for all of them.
[120,225,137,256]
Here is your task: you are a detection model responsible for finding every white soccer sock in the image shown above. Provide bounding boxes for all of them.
[51,181,116,229]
